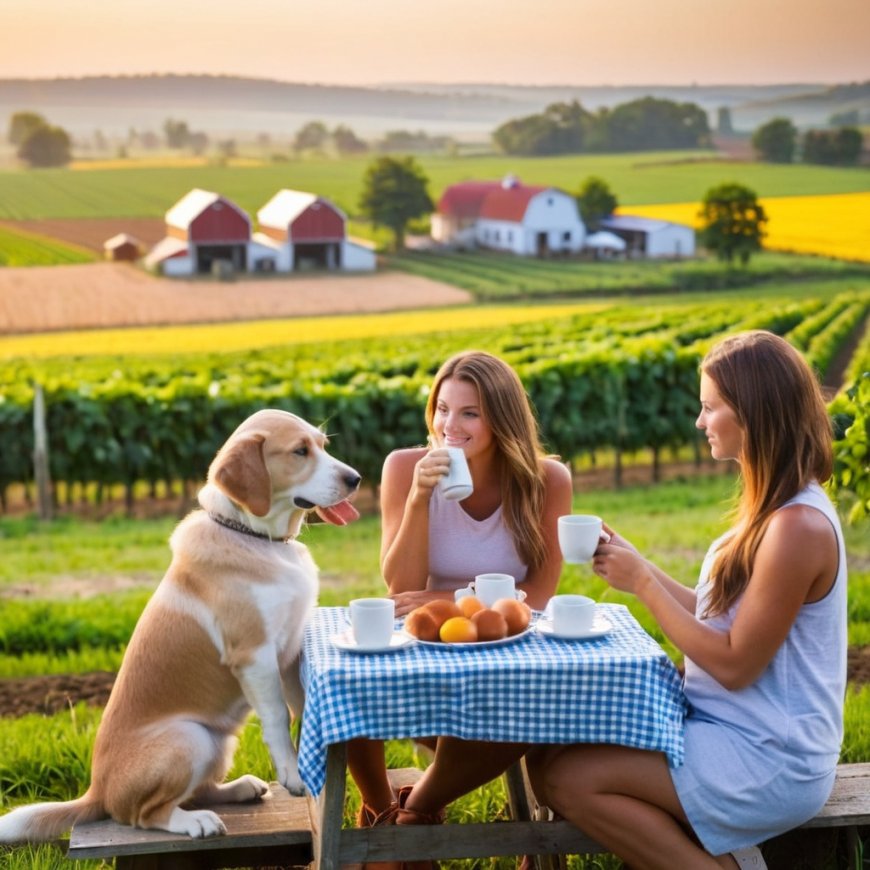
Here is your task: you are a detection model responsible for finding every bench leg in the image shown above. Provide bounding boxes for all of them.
[503,760,569,870]
[312,742,348,870]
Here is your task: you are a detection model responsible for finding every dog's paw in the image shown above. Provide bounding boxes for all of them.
[237,774,270,800]
[171,809,227,839]
[278,768,306,797]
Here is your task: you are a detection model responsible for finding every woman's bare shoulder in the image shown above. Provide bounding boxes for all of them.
[541,456,573,486]
[383,447,428,473]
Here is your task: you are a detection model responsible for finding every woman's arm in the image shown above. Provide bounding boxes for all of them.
[380,447,453,595]
[594,504,838,689]
[516,459,574,611]
[600,523,697,613]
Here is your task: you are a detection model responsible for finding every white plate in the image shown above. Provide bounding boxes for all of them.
[536,617,612,641]
[331,629,416,654]
[413,625,533,650]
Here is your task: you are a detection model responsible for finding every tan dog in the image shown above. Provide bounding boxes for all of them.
[0,409,360,842]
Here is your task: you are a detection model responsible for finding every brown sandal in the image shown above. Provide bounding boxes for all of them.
[348,799,401,870]
[394,786,445,870]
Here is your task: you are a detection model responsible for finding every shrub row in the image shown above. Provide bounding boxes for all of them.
[0,294,866,509]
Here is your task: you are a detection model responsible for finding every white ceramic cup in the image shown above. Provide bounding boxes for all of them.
[439,447,473,501]
[548,594,596,637]
[473,573,516,607]
[558,514,604,564]
[349,597,395,650]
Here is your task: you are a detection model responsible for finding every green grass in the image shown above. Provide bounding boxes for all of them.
[0,225,94,266]
[0,475,867,870]
[0,152,867,224]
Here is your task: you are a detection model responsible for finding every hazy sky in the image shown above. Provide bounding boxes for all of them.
[1,0,868,87]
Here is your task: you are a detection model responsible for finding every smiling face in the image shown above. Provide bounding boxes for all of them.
[696,372,744,462]
[432,377,495,463]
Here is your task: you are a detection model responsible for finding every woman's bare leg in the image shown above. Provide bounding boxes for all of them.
[401,737,529,813]
[347,738,395,813]
[526,744,739,870]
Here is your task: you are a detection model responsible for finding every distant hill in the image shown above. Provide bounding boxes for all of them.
[1,75,866,143]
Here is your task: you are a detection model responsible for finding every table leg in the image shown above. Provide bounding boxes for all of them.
[313,742,348,870]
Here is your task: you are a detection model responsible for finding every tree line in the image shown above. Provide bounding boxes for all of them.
[492,97,711,156]
[752,117,864,166]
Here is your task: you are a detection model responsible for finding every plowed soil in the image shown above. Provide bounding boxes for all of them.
[0,262,471,334]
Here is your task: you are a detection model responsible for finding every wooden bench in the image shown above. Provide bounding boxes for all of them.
[67,782,313,869]
[65,762,870,869]
[510,761,870,870]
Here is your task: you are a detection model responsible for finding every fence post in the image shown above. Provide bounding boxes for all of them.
[33,383,53,521]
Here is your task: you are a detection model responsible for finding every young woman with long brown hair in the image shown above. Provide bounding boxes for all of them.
[347,350,573,848]
[526,331,847,869]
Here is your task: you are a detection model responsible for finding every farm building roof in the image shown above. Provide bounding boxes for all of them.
[437,177,560,223]
[258,189,346,228]
[601,214,677,233]
[165,188,250,231]
[143,236,188,268]
[103,233,142,250]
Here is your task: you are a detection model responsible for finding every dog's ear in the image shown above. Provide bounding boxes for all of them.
[212,433,272,517]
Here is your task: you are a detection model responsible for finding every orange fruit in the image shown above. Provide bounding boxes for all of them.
[439,616,478,643]
[456,595,485,618]
[425,599,462,629]
[492,598,531,635]
[405,608,440,641]
[471,608,509,641]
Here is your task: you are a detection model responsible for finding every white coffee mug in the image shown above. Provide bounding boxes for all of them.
[349,597,395,649]
[558,514,604,564]
[439,447,473,501]
[473,573,516,607]
[548,594,596,637]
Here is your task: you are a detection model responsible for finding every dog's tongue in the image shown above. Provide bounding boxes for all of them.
[315,499,359,526]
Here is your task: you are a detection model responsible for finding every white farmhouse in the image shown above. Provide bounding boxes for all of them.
[432,176,586,256]
[598,214,695,259]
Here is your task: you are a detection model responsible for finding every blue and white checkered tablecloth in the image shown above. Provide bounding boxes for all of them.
[298,604,687,796]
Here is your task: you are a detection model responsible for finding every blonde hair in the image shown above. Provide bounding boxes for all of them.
[703,331,833,616]
[425,351,549,570]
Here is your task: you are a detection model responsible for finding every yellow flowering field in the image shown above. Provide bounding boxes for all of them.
[70,156,266,171]
[0,302,605,359]
[624,192,870,263]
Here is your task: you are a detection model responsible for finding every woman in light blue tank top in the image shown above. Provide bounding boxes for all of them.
[526,331,847,870]
[346,351,574,853]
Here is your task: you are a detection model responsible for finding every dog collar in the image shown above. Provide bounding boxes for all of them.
[208,512,293,543]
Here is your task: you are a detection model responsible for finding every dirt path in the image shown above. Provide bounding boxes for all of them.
[0,262,471,334]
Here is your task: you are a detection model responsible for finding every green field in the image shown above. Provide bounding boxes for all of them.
[0,151,868,223]
[0,225,94,266]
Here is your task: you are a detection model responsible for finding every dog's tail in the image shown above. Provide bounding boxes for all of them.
[0,793,104,844]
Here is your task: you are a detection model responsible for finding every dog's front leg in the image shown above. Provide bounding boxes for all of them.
[237,650,304,796]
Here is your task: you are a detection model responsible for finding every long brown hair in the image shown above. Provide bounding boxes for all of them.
[703,331,833,616]
[425,351,549,570]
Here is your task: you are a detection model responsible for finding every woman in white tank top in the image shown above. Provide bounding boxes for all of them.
[346,351,573,855]
[526,331,847,870]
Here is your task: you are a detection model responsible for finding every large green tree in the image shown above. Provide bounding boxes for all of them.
[576,176,618,230]
[698,182,768,266]
[18,124,72,167]
[359,156,433,252]
[752,117,797,163]
[8,111,46,145]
